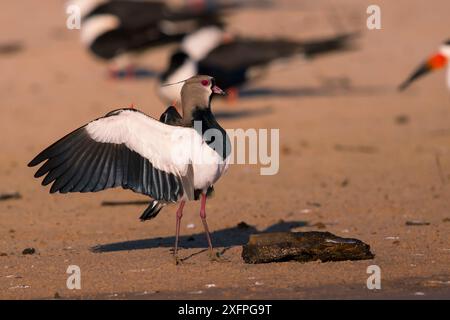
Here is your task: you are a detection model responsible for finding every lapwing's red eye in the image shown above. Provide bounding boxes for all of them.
[201,80,209,86]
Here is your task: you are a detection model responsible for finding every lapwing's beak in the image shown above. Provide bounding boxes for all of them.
[399,53,448,91]
[212,85,226,95]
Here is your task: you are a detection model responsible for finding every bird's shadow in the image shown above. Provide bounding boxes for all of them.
[108,69,390,99]
[238,83,390,98]
[91,220,308,253]
[214,106,273,120]
[110,68,160,79]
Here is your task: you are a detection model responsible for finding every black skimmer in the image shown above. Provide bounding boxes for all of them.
[28,75,231,263]
[158,26,357,103]
[71,0,271,76]
[70,0,227,75]
[399,40,450,91]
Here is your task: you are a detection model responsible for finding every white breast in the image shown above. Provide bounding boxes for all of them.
[192,139,231,192]
[167,127,230,195]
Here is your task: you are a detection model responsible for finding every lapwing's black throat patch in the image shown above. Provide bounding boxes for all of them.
[191,107,231,160]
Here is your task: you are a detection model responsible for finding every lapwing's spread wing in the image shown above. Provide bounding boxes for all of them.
[28,108,195,202]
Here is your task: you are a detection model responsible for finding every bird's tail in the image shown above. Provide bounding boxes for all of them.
[140,200,165,221]
[301,33,358,59]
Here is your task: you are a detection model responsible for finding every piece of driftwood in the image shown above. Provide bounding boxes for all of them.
[405,220,430,226]
[242,231,374,264]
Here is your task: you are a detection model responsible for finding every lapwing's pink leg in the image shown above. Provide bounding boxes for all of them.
[200,193,224,261]
[174,200,185,264]
[200,193,213,252]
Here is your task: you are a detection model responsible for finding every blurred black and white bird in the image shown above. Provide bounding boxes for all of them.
[29,75,231,263]
[158,26,357,104]
[69,0,269,77]
[69,0,227,75]
[399,40,450,91]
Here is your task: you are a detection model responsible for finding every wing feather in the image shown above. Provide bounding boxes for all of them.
[58,142,99,193]
[74,142,106,193]
[103,145,117,189]
[83,143,110,192]
[29,108,195,202]
[29,128,86,167]
[94,144,113,192]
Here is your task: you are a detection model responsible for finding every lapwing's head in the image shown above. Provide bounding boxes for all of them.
[181,75,225,113]
[399,40,450,91]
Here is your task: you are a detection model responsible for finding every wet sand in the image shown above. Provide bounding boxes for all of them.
[0,0,449,299]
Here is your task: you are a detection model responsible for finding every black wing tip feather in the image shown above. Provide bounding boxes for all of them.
[28,160,37,167]
[28,153,47,167]
[28,127,86,167]
[28,150,47,167]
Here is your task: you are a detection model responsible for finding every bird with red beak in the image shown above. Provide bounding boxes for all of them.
[399,40,450,91]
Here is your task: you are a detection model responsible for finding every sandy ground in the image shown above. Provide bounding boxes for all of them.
[0,0,449,299]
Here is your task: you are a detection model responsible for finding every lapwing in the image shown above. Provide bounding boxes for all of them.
[29,75,231,263]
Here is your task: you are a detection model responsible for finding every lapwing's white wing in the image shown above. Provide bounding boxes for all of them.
[28,108,198,202]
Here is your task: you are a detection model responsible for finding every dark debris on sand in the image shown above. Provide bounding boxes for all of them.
[0,192,22,201]
[395,114,410,125]
[22,248,36,255]
[405,220,430,226]
[0,42,23,55]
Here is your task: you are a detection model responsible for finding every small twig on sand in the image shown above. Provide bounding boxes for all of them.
[334,144,378,154]
[101,200,149,206]
[0,192,22,201]
[0,42,23,55]
[180,249,209,263]
[434,152,447,185]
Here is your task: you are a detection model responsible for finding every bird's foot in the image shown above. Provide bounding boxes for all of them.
[208,250,228,262]
[174,254,183,265]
